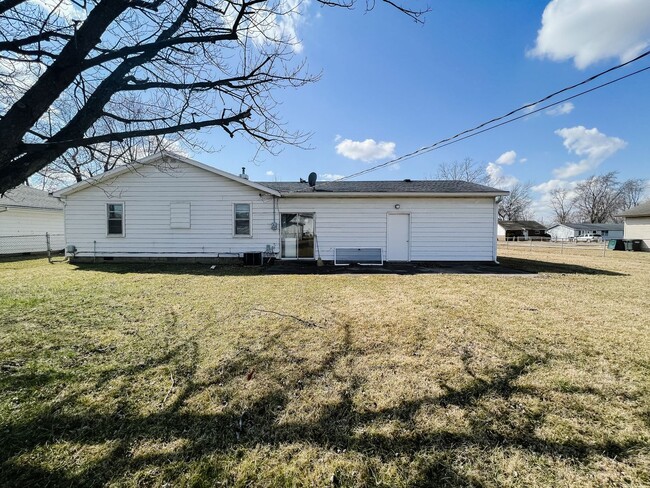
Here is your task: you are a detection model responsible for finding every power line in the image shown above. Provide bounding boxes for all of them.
[342,65,650,180]
[310,49,650,188]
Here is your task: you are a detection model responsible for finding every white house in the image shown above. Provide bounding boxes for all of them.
[0,185,64,254]
[497,220,548,240]
[619,201,650,251]
[546,222,624,241]
[54,153,508,263]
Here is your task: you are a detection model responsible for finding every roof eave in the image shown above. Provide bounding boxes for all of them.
[278,191,509,198]
[0,203,62,210]
[54,152,281,197]
[620,213,650,218]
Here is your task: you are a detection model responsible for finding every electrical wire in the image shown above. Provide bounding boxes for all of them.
[307,50,650,189]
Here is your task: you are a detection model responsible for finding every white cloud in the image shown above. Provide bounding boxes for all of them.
[531,179,580,222]
[524,103,538,114]
[388,163,400,171]
[335,138,396,162]
[532,178,577,194]
[265,170,274,176]
[334,134,342,142]
[519,158,528,163]
[486,162,519,189]
[319,173,345,181]
[32,0,86,21]
[495,150,517,165]
[223,0,309,54]
[552,126,626,178]
[529,0,650,69]
[545,102,574,116]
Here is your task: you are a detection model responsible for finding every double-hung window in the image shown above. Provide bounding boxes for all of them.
[107,203,124,236]
[234,203,251,236]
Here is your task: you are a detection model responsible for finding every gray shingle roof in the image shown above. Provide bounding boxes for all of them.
[499,220,547,231]
[551,222,623,231]
[259,180,507,195]
[619,201,650,218]
[1,185,63,210]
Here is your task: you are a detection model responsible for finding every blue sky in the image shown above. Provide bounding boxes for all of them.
[195,0,650,221]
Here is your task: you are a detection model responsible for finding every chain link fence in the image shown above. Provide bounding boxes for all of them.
[0,233,65,256]
[498,238,615,257]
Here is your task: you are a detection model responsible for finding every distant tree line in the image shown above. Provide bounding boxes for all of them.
[436,158,647,224]
[436,158,533,221]
[550,173,646,224]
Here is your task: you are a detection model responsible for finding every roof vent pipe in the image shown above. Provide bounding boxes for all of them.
[240,167,249,180]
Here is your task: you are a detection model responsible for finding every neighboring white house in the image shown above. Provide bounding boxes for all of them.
[497,220,548,240]
[54,152,509,263]
[619,201,650,251]
[546,223,624,241]
[0,185,64,255]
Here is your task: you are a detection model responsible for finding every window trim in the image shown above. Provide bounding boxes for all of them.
[233,202,252,237]
[106,202,125,237]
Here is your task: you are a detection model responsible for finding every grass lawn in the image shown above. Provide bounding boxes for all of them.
[1,250,649,487]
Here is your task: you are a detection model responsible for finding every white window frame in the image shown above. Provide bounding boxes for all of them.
[106,202,125,237]
[233,202,252,237]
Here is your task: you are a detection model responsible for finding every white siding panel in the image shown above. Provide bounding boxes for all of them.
[0,207,65,254]
[63,162,497,261]
[281,196,496,261]
[547,225,576,241]
[170,202,191,229]
[63,164,279,257]
[624,217,650,251]
[0,207,64,236]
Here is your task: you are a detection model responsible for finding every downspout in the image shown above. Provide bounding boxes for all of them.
[273,195,281,258]
[493,197,500,264]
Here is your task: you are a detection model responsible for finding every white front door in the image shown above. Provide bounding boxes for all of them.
[387,213,410,261]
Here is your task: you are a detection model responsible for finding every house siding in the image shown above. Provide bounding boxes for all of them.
[61,161,498,262]
[548,224,624,241]
[0,207,64,254]
[62,163,279,257]
[624,217,650,251]
[547,225,576,241]
[279,197,496,261]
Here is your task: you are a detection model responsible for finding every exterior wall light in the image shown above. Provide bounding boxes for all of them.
[394,204,400,209]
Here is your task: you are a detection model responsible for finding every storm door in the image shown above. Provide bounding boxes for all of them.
[280,213,315,259]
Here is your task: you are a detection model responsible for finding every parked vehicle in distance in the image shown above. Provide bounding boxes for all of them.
[575,234,600,242]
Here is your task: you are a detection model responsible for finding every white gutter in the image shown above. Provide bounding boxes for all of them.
[278,191,509,198]
[493,198,499,264]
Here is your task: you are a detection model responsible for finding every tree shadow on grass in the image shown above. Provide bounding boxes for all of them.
[70,257,628,277]
[1,324,645,487]
[498,256,627,276]
[71,261,262,276]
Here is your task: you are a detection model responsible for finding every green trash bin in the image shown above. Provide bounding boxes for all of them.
[624,240,634,251]
[609,239,625,251]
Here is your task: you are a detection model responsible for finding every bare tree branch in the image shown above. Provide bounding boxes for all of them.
[0,0,426,192]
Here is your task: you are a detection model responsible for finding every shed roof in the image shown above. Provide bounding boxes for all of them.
[618,201,650,218]
[1,185,63,210]
[498,220,547,231]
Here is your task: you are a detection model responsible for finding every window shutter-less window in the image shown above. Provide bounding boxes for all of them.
[170,202,191,229]
[234,203,251,236]
[107,203,124,236]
